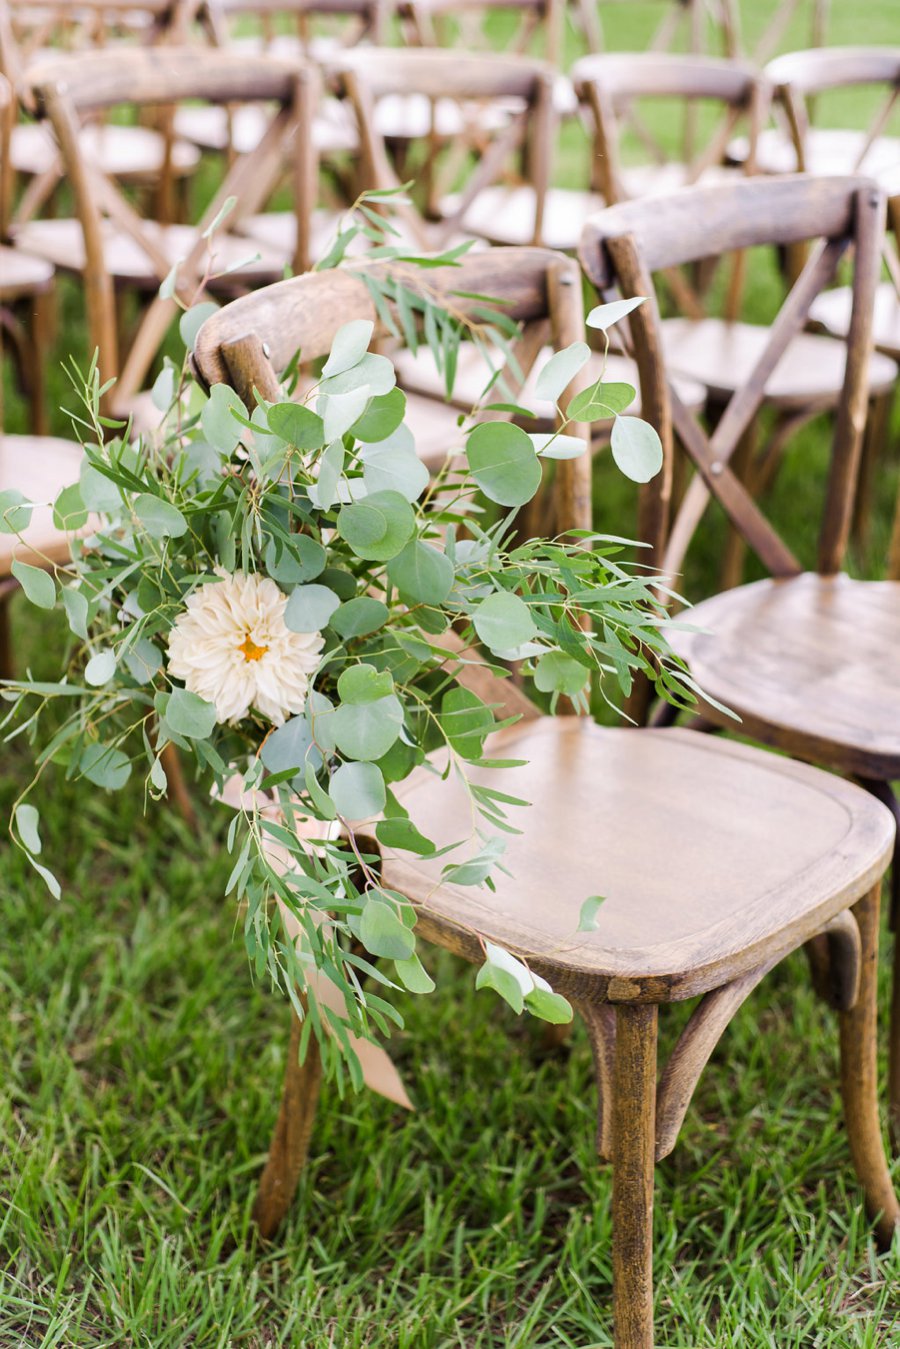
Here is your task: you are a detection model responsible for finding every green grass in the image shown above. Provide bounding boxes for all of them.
[4,2,900,1345]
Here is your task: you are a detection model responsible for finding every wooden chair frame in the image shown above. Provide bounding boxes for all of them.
[197,0,390,49]
[329,47,557,251]
[572,50,766,207]
[191,245,899,1349]
[765,45,900,181]
[27,45,319,415]
[398,0,566,68]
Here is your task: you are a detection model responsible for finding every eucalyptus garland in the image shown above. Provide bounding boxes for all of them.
[3,199,704,1087]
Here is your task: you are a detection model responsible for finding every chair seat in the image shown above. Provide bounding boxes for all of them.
[0,243,54,297]
[173,98,359,156]
[809,281,900,360]
[382,720,893,1000]
[12,218,292,288]
[451,185,605,251]
[661,318,898,410]
[10,120,200,180]
[394,343,707,425]
[729,127,900,187]
[371,71,575,144]
[670,572,900,780]
[0,435,84,572]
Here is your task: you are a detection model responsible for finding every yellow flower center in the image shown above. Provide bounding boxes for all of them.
[238,633,269,663]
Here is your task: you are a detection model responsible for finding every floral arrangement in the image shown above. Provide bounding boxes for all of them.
[2,210,701,1087]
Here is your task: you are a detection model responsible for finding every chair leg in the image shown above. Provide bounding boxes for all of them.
[852,391,892,552]
[159,742,196,828]
[611,1003,658,1349]
[838,885,900,1250]
[30,288,55,437]
[890,923,900,1153]
[252,1004,323,1239]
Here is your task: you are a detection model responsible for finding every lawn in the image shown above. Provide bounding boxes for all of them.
[3,2,900,1346]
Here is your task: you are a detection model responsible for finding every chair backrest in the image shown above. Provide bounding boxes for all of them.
[30,45,318,409]
[328,47,557,251]
[200,0,390,49]
[580,175,885,582]
[572,51,766,205]
[584,0,741,61]
[765,47,900,176]
[399,0,566,68]
[192,245,592,533]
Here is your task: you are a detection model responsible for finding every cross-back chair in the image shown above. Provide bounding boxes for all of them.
[573,51,765,207]
[581,172,900,1141]
[191,245,899,1349]
[398,0,566,66]
[0,0,202,226]
[14,46,319,422]
[583,173,897,594]
[172,0,383,159]
[326,46,562,250]
[0,78,88,674]
[750,46,900,184]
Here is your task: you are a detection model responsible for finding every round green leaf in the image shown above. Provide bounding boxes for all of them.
[264,534,327,585]
[610,416,664,483]
[11,560,55,610]
[337,663,394,705]
[321,318,374,378]
[319,352,395,397]
[0,489,32,534]
[266,402,326,450]
[388,540,454,606]
[332,693,403,760]
[85,649,116,687]
[179,301,219,352]
[473,591,537,653]
[533,651,589,698]
[330,596,389,639]
[52,483,89,532]
[166,688,218,739]
[260,714,321,776]
[466,421,541,507]
[134,494,188,540]
[329,760,386,820]
[360,430,429,502]
[533,341,591,403]
[359,892,416,961]
[80,743,132,790]
[200,383,246,453]
[284,584,340,633]
[353,387,407,443]
[336,491,415,562]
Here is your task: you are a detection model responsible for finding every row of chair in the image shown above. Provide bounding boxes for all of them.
[186,169,900,1349]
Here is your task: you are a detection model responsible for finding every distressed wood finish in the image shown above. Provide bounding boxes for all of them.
[582,177,900,1148]
[16,46,318,416]
[200,250,899,1346]
[573,51,765,207]
[328,46,559,252]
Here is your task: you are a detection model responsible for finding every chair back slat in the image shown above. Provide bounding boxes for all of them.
[400,1,565,67]
[192,247,593,535]
[31,45,318,405]
[580,176,886,583]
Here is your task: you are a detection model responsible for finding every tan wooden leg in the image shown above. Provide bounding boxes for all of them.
[611,1003,658,1349]
[30,288,55,437]
[159,743,196,828]
[852,391,892,550]
[253,1006,323,1239]
[839,885,900,1250]
[889,924,900,1154]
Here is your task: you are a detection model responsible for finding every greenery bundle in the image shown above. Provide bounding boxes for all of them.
[2,207,701,1087]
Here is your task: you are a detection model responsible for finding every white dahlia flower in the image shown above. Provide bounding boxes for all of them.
[167,570,324,726]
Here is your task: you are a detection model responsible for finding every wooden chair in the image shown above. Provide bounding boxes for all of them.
[572,51,766,208]
[191,245,899,1349]
[742,47,900,185]
[581,172,900,1140]
[580,175,897,594]
[0,0,202,226]
[173,1,379,158]
[13,46,319,422]
[585,0,740,61]
[398,0,566,67]
[326,47,565,249]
